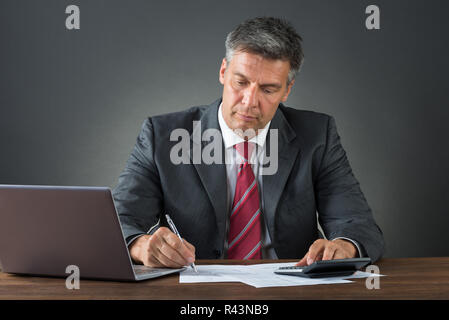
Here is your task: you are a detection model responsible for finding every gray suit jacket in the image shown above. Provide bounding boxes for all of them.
[112,98,385,262]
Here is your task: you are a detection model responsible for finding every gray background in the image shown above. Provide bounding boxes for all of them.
[1,0,448,258]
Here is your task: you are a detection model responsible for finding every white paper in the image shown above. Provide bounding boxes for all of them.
[180,264,249,283]
[179,262,383,288]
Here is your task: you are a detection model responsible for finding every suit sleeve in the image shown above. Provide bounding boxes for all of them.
[315,116,385,262]
[112,118,163,246]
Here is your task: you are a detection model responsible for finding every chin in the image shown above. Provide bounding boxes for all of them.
[236,124,260,136]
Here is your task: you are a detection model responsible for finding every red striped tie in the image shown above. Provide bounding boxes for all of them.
[227,141,262,260]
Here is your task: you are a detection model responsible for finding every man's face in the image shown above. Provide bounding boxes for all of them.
[219,51,294,135]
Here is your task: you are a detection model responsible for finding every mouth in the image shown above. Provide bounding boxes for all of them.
[235,112,257,122]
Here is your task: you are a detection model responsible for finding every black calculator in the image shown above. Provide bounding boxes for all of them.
[274,258,371,278]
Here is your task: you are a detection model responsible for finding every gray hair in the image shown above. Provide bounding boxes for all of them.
[225,17,304,85]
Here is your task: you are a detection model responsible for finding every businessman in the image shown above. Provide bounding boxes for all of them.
[112,17,385,269]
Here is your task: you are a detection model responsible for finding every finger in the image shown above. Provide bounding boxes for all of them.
[160,237,192,266]
[297,252,324,266]
[140,240,164,268]
[322,243,337,261]
[153,227,194,263]
[155,246,185,268]
[295,250,310,266]
[162,232,195,264]
[147,232,179,267]
[307,240,326,265]
[150,231,188,267]
[143,253,163,268]
[333,250,347,260]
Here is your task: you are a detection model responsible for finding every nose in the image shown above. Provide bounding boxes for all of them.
[241,85,258,109]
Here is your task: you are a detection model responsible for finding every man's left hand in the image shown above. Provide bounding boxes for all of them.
[296,239,358,266]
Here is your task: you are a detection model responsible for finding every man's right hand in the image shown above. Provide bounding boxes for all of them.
[128,227,196,268]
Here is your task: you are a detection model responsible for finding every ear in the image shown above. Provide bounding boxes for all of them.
[219,58,227,85]
[281,79,295,102]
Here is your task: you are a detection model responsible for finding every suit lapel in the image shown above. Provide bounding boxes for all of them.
[190,99,228,247]
[262,105,302,243]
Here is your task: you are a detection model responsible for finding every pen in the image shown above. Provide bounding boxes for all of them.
[165,214,198,273]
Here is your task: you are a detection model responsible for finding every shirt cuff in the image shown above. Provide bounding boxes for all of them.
[126,233,146,247]
[126,217,161,247]
[332,237,365,258]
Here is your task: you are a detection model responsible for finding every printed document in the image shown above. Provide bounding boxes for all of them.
[179,262,382,288]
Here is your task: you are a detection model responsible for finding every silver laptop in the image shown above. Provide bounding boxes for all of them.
[0,184,185,281]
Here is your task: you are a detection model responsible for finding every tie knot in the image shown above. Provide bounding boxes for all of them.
[235,142,255,161]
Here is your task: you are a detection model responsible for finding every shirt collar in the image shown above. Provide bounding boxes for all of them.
[218,103,271,150]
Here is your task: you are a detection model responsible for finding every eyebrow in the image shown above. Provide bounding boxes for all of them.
[233,72,282,89]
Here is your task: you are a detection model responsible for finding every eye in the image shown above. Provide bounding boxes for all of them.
[263,89,273,94]
[236,80,246,86]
